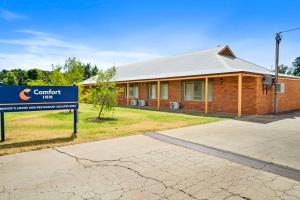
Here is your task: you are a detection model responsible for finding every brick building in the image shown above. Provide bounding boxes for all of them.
[82,45,300,117]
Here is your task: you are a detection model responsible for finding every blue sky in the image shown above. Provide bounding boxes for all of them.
[0,0,299,70]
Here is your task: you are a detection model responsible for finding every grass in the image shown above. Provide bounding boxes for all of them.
[0,104,223,155]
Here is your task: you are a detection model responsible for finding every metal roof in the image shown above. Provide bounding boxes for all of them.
[82,45,298,84]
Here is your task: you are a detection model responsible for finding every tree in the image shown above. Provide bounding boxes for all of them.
[0,70,8,81]
[3,71,18,85]
[291,57,300,76]
[27,79,48,86]
[91,65,99,76]
[83,63,92,79]
[278,65,289,74]
[49,66,67,85]
[90,67,118,120]
[27,69,39,80]
[63,57,85,84]
[11,69,28,85]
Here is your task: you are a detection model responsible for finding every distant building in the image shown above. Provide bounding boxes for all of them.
[82,45,300,117]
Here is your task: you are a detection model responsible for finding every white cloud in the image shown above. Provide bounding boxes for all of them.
[0,30,162,70]
[0,9,27,21]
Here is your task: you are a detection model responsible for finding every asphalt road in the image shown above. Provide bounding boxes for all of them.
[1,132,300,200]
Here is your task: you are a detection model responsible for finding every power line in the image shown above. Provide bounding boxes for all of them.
[278,27,300,33]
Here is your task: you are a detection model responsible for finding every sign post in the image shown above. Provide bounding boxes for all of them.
[0,85,79,142]
[1,112,4,142]
[74,109,78,134]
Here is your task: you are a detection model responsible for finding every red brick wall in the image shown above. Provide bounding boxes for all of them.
[278,78,300,112]
[139,82,147,100]
[117,84,127,105]
[242,76,257,115]
[252,77,300,114]
[256,77,274,114]
[210,77,238,113]
[116,76,300,115]
[117,78,234,112]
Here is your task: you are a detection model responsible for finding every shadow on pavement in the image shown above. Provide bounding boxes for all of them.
[239,110,300,124]
[0,134,76,152]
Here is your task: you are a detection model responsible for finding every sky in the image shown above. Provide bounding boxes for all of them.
[0,0,299,71]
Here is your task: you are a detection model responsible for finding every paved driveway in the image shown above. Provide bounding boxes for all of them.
[1,134,300,200]
[159,111,300,170]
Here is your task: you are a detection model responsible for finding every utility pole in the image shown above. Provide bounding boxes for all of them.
[273,27,299,114]
[274,32,282,114]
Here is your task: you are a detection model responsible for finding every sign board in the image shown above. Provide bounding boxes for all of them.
[0,84,79,142]
[0,85,78,112]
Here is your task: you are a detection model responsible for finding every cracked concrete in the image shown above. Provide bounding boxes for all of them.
[1,134,300,200]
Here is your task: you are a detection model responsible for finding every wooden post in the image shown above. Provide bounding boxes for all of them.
[205,77,208,114]
[237,73,242,118]
[157,80,160,110]
[126,83,130,106]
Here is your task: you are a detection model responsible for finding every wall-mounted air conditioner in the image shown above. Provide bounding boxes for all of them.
[276,83,285,93]
[138,100,146,106]
[131,99,138,106]
[170,102,180,110]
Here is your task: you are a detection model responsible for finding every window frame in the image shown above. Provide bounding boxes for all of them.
[129,83,139,99]
[149,83,157,100]
[184,79,212,101]
[160,82,169,100]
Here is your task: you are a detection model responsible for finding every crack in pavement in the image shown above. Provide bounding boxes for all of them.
[52,147,200,200]
[2,140,300,200]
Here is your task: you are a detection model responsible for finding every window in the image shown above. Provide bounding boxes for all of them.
[184,80,212,101]
[160,82,168,100]
[150,83,157,99]
[184,81,193,100]
[129,83,139,98]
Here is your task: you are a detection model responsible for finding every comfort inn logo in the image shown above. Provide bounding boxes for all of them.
[19,89,31,101]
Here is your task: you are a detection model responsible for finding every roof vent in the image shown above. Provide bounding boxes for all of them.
[217,45,236,58]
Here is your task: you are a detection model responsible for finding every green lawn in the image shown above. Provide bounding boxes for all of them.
[0,104,223,155]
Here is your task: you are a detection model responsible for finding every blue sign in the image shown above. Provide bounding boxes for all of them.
[0,85,78,112]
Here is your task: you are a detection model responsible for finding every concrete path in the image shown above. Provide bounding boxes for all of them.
[159,111,300,170]
[1,134,300,200]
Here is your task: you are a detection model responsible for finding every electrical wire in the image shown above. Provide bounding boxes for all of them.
[278,27,300,33]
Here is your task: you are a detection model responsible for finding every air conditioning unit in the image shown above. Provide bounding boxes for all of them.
[170,102,180,110]
[131,99,138,106]
[138,100,146,106]
[276,83,285,93]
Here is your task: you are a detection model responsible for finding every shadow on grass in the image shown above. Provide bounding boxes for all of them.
[0,133,77,151]
[87,117,118,123]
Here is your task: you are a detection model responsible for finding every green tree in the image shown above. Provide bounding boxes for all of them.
[91,65,99,76]
[49,66,67,85]
[3,71,18,85]
[278,65,289,74]
[11,69,28,85]
[27,69,39,80]
[90,66,117,120]
[291,57,300,76]
[0,70,8,81]
[83,63,92,79]
[27,79,48,86]
[63,57,85,84]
